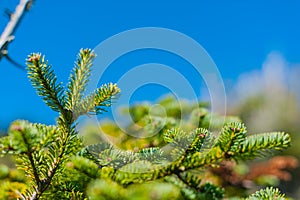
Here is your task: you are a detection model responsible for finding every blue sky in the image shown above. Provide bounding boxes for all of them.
[0,1,300,131]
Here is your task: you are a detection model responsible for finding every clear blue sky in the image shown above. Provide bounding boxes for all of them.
[0,1,300,131]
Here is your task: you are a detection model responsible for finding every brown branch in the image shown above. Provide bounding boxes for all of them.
[0,0,33,60]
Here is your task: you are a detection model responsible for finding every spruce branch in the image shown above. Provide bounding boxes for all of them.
[66,48,95,111]
[165,174,224,200]
[164,175,198,199]
[72,83,120,119]
[28,116,81,199]
[215,122,247,157]
[24,49,119,199]
[0,121,68,199]
[237,132,291,159]
[26,54,65,113]
[112,123,291,185]
[137,147,165,163]
[245,187,286,200]
[24,49,95,199]
[87,143,137,169]
[9,122,41,188]
[112,128,210,185]
[67,156,99,179]
[176,171,202,190]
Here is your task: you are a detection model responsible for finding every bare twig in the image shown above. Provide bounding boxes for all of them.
[0,0,34,68]
[5,54,27,70]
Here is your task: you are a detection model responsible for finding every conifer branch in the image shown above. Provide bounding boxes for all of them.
[111,123,291,185]
[164,175,199,199]
[66,48,95,111]
[238,132,291,159]
[26,54,65,113]
[24,49,119,199]
[245,187,286,200]
[216,122,247,154]
[10,123,41,188]
[73,83,120,119]
[27,116,80,199]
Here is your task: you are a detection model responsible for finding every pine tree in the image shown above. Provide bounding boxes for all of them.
[0,49,292,199]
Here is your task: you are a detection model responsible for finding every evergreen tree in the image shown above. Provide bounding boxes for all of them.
[0,49,292,199]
